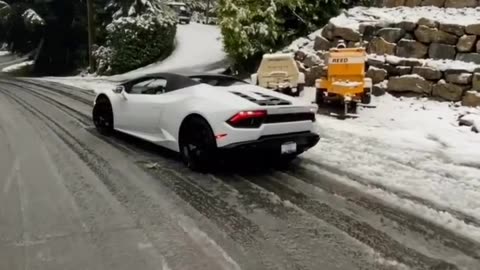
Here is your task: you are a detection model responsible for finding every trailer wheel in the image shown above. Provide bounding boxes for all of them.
[361,89,372,104]
[315,88,326,104]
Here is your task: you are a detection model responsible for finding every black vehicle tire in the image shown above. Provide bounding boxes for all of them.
[296,83,305,97]
[315,88,326,104]
[273,153,300,168]
[362,90,372,104]
[179,116,217,172]
[92,98,114,136]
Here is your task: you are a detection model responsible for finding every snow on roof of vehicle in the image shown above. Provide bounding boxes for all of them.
[263,53,294,59]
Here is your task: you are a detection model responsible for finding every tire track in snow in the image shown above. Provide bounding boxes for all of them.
[0,86,235,270]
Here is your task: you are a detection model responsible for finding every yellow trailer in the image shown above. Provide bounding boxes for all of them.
[315,45,372,116]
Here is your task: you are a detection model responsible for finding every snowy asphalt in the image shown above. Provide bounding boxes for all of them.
[1,77,480,270]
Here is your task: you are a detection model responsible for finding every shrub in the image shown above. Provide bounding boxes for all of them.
[94,12,176,75]
[218,0,342,72]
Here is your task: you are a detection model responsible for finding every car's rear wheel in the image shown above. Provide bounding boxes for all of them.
[179,116,217,172]
[92,98,114,136]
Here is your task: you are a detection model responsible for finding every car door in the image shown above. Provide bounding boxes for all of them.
[114,77,168,140]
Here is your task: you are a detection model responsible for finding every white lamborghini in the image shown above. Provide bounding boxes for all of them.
[92,73,320,171]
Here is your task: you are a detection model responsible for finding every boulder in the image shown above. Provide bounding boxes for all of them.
[377,28,406,43]
[405,0,423,5]
[432,81,465,101]
[384,0,406,6]
[375,63,398,75]
[395,66,413,76]
[415,25,458,45]
[428,43,456,60]
[420,0,446,6]
[321,23,335,40]
[444,0,477,7]
[305,65,327,86]
[372,84,387,96]
[394,21,417,32]
[417,18,438,28]
[367,37,396,55]
[366,66,388,84]
[445,71,473,84]
[462,91,480,107]
[303,54,322,68]
[472,73,480,91]
[456,53,480,64]
[396,39,428,58]
[439,23,465,36]
[398,58,424,67]
[403,33,415,40]
[294,50,307,61]
[456,35,477,52]
[465,24,480,35]
[367,55,386,66]
[314,35,331,51]
[387,75,432,94]
[362,25,380,42]
[333,26,361,42]
[412,66,443,80]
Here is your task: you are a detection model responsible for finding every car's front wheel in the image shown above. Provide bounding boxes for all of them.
[92,98,114,136]
[179,116,217,172]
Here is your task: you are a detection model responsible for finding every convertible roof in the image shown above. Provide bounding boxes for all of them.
[132,72,202,91]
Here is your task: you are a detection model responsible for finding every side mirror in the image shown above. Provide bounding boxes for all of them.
[113,85,125,94]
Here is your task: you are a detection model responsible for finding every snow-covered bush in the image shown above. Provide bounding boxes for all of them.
[218,0,342,72]
[94,3,176,75]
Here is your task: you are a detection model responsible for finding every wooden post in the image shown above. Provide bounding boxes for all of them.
[205,0,211,24]
[87,0,95,72]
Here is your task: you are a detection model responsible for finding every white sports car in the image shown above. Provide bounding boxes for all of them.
[92,73,320,170]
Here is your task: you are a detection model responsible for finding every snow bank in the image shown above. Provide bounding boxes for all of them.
[333,6,480,31]
[37,78,116,94]
[1,60,33,73]
[302,88,480,239]
[0,51,10,57]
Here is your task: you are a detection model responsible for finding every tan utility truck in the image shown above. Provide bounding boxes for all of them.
[251,53,305,97]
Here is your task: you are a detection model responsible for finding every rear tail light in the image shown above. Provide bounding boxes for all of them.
[227,110,267,128]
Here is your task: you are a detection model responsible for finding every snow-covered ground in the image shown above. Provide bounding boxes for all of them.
[301,88,480,242]
[0,51,10,57]
[1,60,33,73]
[36,23,227,91]
[331,6,480,30]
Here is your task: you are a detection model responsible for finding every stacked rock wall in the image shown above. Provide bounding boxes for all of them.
[316,18,480,64]
[292,14,480,107]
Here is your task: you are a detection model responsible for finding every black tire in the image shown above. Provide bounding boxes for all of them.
[295,83,304,97]
[315,89,326,104]
[92,98,114,136]
[273,153,300,168]
[362,90,372,104]
[179,116,217,172]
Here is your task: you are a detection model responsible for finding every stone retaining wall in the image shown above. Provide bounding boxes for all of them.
[292,15,480,107]
[375,0,480,8]
[316,18,480,64]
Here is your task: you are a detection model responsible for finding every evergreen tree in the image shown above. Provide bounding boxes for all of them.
[218,0,343,72]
